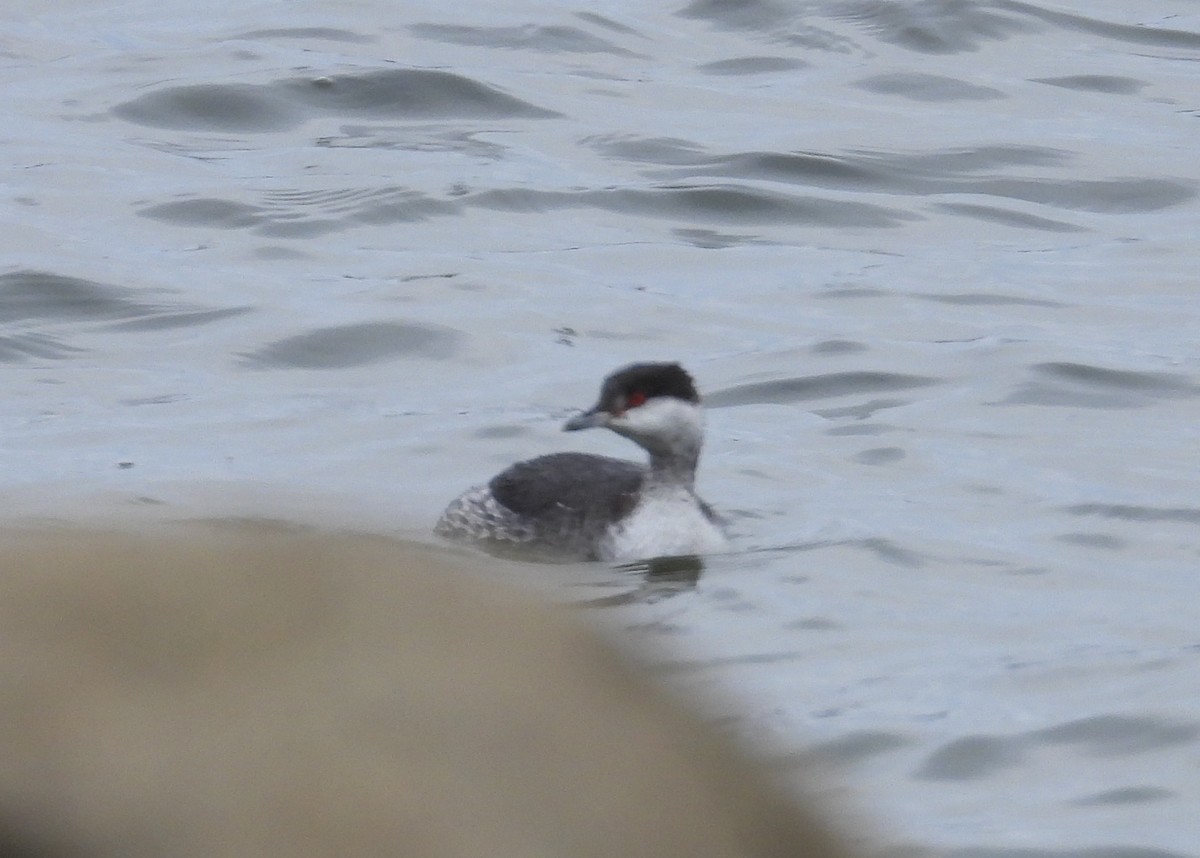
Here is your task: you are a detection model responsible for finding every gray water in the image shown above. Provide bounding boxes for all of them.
[4,0,1200,855]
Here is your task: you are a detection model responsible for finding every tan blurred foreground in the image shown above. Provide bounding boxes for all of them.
[0,526,862,858]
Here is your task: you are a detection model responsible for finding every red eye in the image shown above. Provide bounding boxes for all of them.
[626,391,647,409]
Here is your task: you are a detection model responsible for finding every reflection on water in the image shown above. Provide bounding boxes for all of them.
[580,554,707,606]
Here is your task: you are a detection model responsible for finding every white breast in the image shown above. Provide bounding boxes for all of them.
[598,487,727,562]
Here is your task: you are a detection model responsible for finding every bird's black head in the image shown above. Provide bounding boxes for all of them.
[594,362,699,416]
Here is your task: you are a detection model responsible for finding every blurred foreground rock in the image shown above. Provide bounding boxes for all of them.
[0,527,861,858]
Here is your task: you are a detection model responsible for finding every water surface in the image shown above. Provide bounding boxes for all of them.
[3,1,1200,854]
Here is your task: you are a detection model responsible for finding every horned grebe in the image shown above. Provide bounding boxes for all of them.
[434,362,727,561]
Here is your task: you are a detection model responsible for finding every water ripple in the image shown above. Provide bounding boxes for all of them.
[234,27,376,43]
[829,1,1036,54]
[915,714,1200,785]
[113,68,558,133]
[854,72,1006,101]
[1032,714,1200,755]
[1065,505,1200,525]
[141,180,913,235]
[612,140,1195,216]
[831,1,1200,56]
[408,23,640,56]
[0,333,84,362]
[240,321,459,369]
[930,202,1086,233]
[278,70,560,120]
[1002,362,1199,409]
[0,270,249,329]
[697,56,809,75]
[917,291,1063,307]
[107,308,251,332]
[708,371,939,407]
[1071,787,1175,806]
[0,270,161,323]
[113,83,301,133]
[0,270,251,362]
[474,185,914,227]
[915,735,1021,781]
[140,189,460,238]
[996,0,1200,49]
[135,125,1192,240]
[1031,75,1146,95]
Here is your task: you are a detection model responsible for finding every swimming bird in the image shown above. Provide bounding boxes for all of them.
[435,362,726,561]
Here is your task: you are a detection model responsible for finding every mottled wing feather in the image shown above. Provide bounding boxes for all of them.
[434,485,538,544]
[435,453,643,560]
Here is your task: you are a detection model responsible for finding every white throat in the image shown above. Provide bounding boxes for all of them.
[608,398,705,486]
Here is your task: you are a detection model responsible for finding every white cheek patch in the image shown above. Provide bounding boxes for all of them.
[615,398,705,454]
